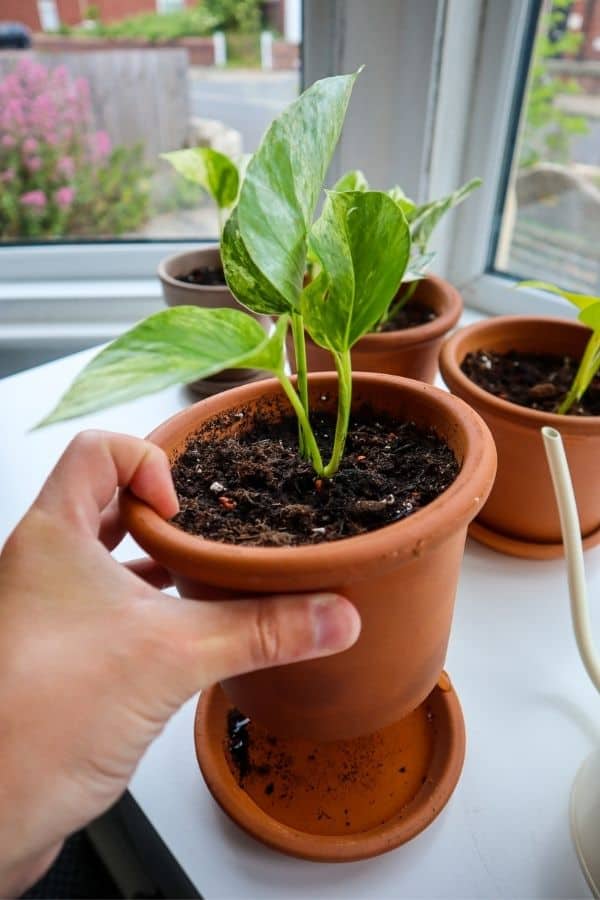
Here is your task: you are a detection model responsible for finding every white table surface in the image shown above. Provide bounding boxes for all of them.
[1,332,599,900]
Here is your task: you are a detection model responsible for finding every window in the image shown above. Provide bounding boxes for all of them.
[439,0,598,320]
[0,0,303,369]
[0,1,302,247]
[37,0,60,32]
[156,0,185,12]
[495,0,600,295]
[4,0,591,374]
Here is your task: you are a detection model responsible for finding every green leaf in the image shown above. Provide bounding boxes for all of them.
[38,309,288,427]
[160,147,239,210]
[517,280,600,414]
[221,207,290,315]
[410,177,482,252]
[388,185,417,219]
[517,280,600,311]
[302,190,411,352]
[579,301,600,331]
[404,251,435,282]
[236,152,253,196]
[232,72,360,315]
[333,169,369,192]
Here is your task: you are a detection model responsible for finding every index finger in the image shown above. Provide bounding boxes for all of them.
[34,430,179,537]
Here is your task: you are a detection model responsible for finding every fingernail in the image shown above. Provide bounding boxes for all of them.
[311,594,360,652]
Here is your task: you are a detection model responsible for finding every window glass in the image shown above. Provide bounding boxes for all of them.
[494,0,600,293]
[0,0,301,244]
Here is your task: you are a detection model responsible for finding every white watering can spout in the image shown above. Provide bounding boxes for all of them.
[543,427,600,692]
[542,425,600,897]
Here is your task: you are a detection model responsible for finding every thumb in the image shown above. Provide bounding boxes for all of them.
[145,592,361,704]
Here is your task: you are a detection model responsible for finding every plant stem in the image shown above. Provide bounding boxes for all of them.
[278,371,324,474]
[377,279,418,330]
[558,333,600,414]
[323,349,352,478]
[216,205,224,239]
[291,312,310,456]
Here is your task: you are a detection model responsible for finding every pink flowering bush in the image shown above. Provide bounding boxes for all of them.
[0,58,149,239]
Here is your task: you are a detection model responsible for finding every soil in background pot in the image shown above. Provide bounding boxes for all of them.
[171,407,459,547]
[175,264,227,287]
[461,349,600,416]
[378,299,437,333]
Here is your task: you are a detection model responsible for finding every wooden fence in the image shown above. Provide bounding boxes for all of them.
[0,49,190,161]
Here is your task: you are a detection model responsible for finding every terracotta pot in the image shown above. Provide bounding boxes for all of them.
[440,315,600,559]
[158,246,269,395]
[286,275,463,384]
[121,373,496,741]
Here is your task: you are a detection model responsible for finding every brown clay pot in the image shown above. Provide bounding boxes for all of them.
[158,246,269,395]
[121,372,496,742]
[286,275,463,384]
[440,315,600,559]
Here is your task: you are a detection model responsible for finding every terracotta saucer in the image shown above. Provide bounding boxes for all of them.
[194,673,465,863]
[469,519,600,561]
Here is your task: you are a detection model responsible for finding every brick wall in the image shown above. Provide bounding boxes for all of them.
[33,32,215,65]
[0,0,197,32]
[272,39,299,70]
[564,0,600,61]
[94,0,196,24]
[0,0,41,31]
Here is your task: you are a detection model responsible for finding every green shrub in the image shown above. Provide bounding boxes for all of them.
[204,0,262,33]
[520,0,589,168]
[0,59,150,240]
[80,5,219,42]
[84,4,100,21]
[68,145,151,237]
[73,0,262,42]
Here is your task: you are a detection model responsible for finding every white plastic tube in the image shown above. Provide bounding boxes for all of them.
[542,426,600,694]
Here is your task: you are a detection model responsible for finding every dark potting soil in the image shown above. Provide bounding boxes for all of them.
[378,299,437,333]
[175,264,227,287]
[170,408,459,547]
[461,349,600,416]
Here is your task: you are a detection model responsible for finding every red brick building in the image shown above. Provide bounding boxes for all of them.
[0,0,197,32]
[565,0,600,60]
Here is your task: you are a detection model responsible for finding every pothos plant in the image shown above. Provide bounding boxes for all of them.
[518,280,600,414]
[161,146,241,236]
[329,170,481,329]
[40,71,412,478]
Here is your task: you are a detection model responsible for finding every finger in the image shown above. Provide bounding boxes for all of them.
[144,592,361,699]
[34,430,179,537]
[124,558,173,590]
[98,494,125,550]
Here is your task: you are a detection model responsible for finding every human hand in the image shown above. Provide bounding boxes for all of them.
[0,430,360,896]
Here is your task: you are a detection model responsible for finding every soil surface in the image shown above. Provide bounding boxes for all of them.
[174,264,227,286]
[378,299,437,333]
[461,349,600,416]
[171,408,459,546]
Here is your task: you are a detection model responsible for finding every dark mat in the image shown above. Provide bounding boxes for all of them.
[21,832,122,900]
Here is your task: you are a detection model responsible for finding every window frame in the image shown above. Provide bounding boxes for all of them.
[0,0,580,349]
[435,0,580,320]
[1,0,447,332]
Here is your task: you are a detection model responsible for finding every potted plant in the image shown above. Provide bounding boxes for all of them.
[287,171,481,384]
[440,281,600,559]
[41,72,496,861]
[158,146,269,394]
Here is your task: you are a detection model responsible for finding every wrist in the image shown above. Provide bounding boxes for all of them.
[0,841,62,898]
